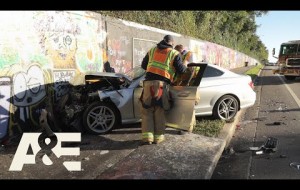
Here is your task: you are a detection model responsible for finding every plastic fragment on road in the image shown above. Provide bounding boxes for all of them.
[263,137,278,152]
[280,155,287,158]
[290,162,300,170]
[249,147,261,151]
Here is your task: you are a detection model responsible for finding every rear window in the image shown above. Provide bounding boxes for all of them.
[203,66,224,78]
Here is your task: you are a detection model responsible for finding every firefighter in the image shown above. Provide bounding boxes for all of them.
[140,35,187,145]
[174,44,194,66]
[173,44,195,85]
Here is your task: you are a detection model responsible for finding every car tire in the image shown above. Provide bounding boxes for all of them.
[285,76,296,81]
[213,95,239,121]
[83,101,120,135]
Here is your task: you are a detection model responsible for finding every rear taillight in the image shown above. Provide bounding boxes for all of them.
[249,81,254,90]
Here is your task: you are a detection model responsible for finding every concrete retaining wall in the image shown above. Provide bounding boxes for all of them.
[0,11,259,140]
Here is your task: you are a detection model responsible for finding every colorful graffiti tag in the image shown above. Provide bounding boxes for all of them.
[190,39,258,69]
[0,11,106,141]
[107,36,132,73]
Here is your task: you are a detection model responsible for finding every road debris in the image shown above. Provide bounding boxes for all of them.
[290,162,300,170]
[100,150,109,155]
[249,137,278,153]
[273,121,286,125]
[280,155,287,158]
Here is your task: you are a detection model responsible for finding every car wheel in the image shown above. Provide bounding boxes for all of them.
[213,95,239,121]
[285,76,296,81]
[83,101,120,135]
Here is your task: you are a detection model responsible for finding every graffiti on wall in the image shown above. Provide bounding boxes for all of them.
[189,39,259,68]
[75,14,106,72]
[0,77,11,139]
[133,38,157,68]
[12,64,47,107]
[33,11,106,72]
[108,36,132,73]
[53,70,76,101]
[189,40,206,62]
[0,11,107,141]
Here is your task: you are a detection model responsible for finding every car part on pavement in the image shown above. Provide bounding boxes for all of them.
[249,137,278,153]
[290,162,300,170]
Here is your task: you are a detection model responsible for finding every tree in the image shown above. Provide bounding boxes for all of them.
[97,11,268,61]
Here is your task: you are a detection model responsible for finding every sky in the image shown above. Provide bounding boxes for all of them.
[255,11,300,63]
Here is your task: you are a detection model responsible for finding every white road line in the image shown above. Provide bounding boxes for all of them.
[278,76,300,108]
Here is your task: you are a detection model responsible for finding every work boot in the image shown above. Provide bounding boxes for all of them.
[178,130,189,135]
[141,141,153,145]
[154,135,165,144]
[154,139,165,144]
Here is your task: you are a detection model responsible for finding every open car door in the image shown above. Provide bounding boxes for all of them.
[134,63,207,131]
[165,63,207,131]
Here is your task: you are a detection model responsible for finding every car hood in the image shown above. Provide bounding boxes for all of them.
[69,72,131,86]
[85,72,131,80]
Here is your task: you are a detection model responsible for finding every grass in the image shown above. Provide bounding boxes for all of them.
[244,63,264,80]
[193,117,226,137]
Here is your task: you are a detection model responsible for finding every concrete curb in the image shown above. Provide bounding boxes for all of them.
[218,108,245,149]
[205,108,245,178]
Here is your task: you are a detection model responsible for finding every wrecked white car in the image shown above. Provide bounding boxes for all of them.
[57,63,207,135]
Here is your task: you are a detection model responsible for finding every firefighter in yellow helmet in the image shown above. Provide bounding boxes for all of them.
[140,35,187,145]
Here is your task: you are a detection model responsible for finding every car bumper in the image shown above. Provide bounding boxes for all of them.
[239,90,256,109]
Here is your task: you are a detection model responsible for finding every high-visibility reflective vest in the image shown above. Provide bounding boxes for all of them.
[182,51,192,63]
[146,47,178,82]
[182,50,199,78]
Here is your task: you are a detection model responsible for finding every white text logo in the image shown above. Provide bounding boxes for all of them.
[9,133,81,171]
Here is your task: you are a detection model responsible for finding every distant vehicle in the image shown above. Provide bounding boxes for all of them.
[266,62,276,66]
[273,40,300,80]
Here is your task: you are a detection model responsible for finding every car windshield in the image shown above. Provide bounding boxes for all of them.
[124,66,145,80]
[280,44,299,55]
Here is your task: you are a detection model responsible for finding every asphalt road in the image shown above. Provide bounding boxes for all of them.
[212,65,300,179]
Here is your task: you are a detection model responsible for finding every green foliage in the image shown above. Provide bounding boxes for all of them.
[97,11,268,62]
[245,63,264,80]
[193,119,225,137]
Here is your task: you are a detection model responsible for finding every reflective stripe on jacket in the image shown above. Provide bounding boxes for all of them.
[146,47,178,82]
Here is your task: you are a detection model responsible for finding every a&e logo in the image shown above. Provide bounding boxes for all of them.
[9,132,81,171]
